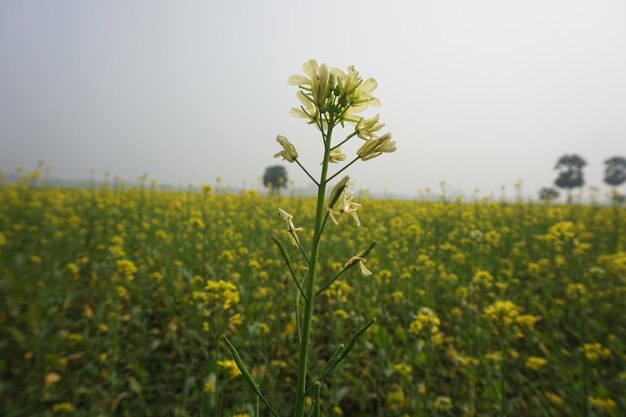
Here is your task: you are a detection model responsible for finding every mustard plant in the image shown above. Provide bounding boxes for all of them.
[223,59,396,416]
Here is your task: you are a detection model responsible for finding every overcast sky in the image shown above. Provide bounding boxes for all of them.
[1,0,625,198]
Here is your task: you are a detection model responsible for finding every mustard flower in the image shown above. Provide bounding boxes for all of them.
[525,356,547,370]
[328,147,347,163]
[329,191,361,226]
[344,253,373,276]
[217,359,241,380]
[288,59,331,106]
[274,135,298,163]
[278,207,303,246]
[357,133,397,161]
[355,114,385,140]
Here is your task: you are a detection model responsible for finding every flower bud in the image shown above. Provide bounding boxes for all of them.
[357,133,396,161]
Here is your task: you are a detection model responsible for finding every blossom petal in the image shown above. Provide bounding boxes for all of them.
[288,75,310,85]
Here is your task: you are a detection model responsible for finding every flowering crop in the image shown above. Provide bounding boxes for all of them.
[1,168,625,414]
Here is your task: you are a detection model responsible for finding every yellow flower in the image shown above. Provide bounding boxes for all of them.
[217,359,241,379]
[229,313,243,329]
[204,280,240,310]
[334,309,349,319]
[65,262,80,277]
[434,396,453,412]
[203,381,215,394]
[566,283,586,299]
[588,396,616,413]
[472,270,494,287]
[273,135,298,163]
[52,402,75,413]
[516,314,539,330]
[582,342,610,362]
[545,391,564,407]
[116,259,137,280]
[525,356,547,370]
[357,133,396,161]
[409,307,440,335]
[45,372,61,388]
[484,300,520,327]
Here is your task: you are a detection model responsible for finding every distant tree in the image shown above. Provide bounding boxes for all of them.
[604,156,626,187]
[538,187,559,202]
[554,154,586,203]
[263,165,288,195]
[604,156,626,205]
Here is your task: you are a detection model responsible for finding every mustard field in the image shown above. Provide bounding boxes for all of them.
[1,180,625,417]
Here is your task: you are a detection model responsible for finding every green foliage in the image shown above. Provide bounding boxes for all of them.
[1,183,625,417]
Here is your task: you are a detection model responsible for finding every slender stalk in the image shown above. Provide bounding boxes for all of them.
[316,266,350,296]
[290,230,311,264]
[326,157,360,184]
[294,121,334,417]
[287,263,308,302]
[330,131,357,151]
[295,159,319,187]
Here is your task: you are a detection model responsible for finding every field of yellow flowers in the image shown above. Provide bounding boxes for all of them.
[1,178,624,417]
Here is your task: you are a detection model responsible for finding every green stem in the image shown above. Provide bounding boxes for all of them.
[295,159,319,187]
[326,157,360,184]
[294,122,333,417]
[330,131,358,151]
[287,263,308,302]
[290,230,311,264]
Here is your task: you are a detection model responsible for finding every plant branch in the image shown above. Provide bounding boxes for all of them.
[222,336,280,417]
[271,236,308,301]
[316,241,377,296]
[293,119,334,417]
[290,230,311,264]
[331,131,358,151]
[326,157,360,184]
[295,159,319,187]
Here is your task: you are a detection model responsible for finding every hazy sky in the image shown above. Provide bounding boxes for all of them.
[1,0,625,197]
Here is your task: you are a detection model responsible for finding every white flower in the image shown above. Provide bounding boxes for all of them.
[289,90,318,123]
[274,135,298,162]
[328,190,361,227]
[278,207,303,246]
[328,147,347,164]
[355,114,385,140]
[288,59,331,106]
[344,253,372,276]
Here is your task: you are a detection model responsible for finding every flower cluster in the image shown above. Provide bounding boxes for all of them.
[277,59,396,169]
[409,307,441,335]
[582,342,611,362]
[193,279,240,310]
